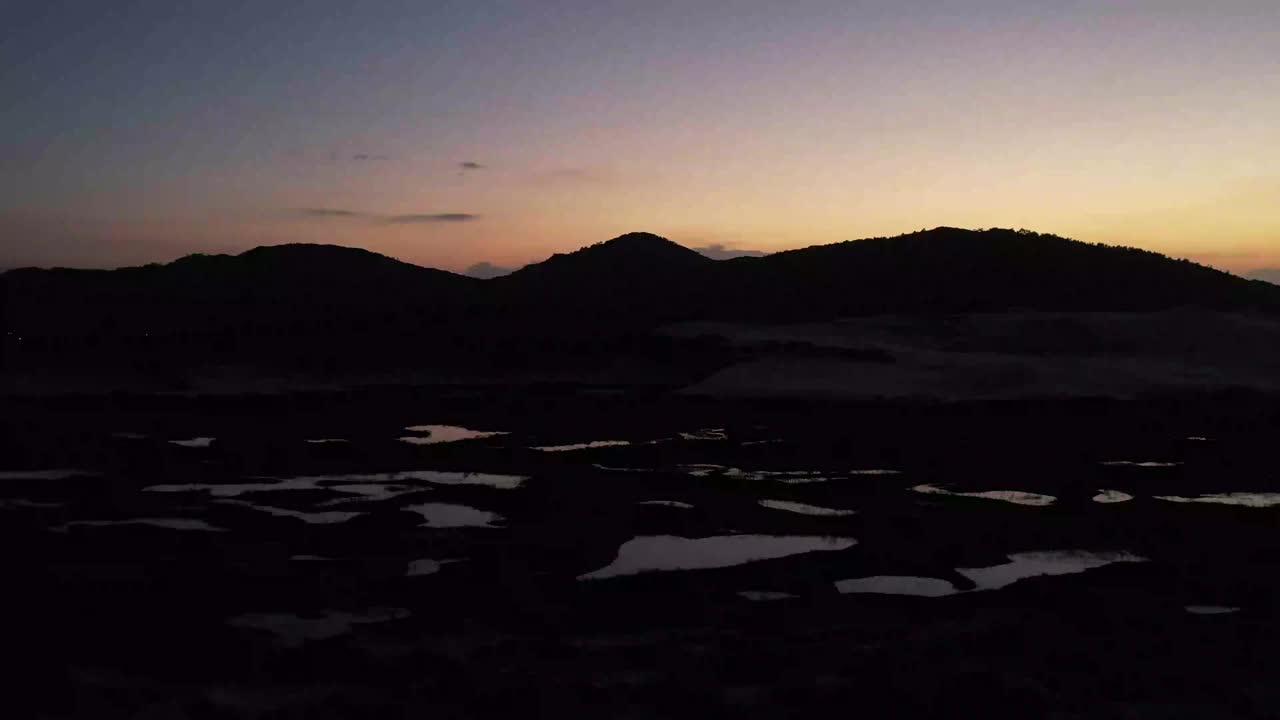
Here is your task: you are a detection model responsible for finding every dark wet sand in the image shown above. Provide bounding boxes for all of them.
[4,387,1279,718]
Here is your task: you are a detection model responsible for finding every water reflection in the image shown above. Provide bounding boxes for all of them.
[147,470,526,498]
[1101,461,1181,468]
[682,465,897,483]
[405,502,503,528]
[218,499,365,525]
[836,575,961,597]
[679,428,728,441]
[1156,493,1280,508]
[738,591,798,601]
[957,550,1147,591]
[318,483,422,505]
[837,550,1146,597]
[579,534,856,580]
[53,518,226,532]
[758,499,856,517]
[0,469,99,480]
[913,484,1055,506]
[1185,605,1239,615]
[400,424,508,445]
[227,607,410,648]
[0,498,63,509]
[406,558,462,577]
[534,440,631,452]
[1092,489,1134,504]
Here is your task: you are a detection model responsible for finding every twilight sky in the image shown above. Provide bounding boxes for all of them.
[3,0,1278,275]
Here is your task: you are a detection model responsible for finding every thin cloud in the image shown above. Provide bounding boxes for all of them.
[459,161,484,170]
[692,243,767,260]
[297,209,477,224]
[300,208,367,219]
[352,153,389,161]
[385,213,478,224]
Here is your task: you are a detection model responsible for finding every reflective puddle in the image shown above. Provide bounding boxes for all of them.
[758,499,856,517]
[738,591,798,601]
[1092,489,1134,504]
[218,499,365,525]
[836,575,962,597]
[957,550,1147,591]
[405,502,503,528]
[406,558,462,577]
[54,518,226,532]
[400,425,509,445]
[1101,461,1181,468]
[679,428,728,441]
[534,440,631,452]
[147,470,526,498]
[1185,605,1240,615]
[147,478,323,497]
[227,607,410,648]
[1156,493,1280,508]
[170,437,216,448]
[318,483,423,505]
[913,484,1055,506]
[579,535,856,580]
[837,550,1146,597]
[682,465,897,483]
[638,500,695,509]
[0,469,99,481]
[0,498,63,509]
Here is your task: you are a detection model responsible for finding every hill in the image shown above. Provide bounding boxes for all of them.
[4,228,1279,379]
[708,227,1280,320]
[0,244,481,372]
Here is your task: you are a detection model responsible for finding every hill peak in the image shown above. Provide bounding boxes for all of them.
[576,232,707,260]
[504,232,710,282]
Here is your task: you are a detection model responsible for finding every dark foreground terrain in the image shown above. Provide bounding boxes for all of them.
[4,386,1280,718]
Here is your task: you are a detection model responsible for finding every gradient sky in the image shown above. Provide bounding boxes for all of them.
[3,0,1278,274]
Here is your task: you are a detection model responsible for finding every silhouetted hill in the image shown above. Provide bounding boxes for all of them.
[710,227,1280,319]
[5,229,1279,377]
[1,244,481,371]
[493,232,714,327]
[1249,268,1280,286]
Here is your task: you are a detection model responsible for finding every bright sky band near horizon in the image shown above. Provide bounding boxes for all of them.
[2,1,1278,277]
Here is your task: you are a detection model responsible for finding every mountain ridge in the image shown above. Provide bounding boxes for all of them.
[4,228,1278,374]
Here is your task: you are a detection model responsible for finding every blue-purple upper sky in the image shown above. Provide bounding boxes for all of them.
[3,0,1278,274]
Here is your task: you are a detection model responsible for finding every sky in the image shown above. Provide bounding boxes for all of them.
[2,0,1278,275]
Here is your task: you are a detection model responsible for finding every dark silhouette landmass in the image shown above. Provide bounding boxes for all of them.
[3,227,1279,387]
[1249,268,1280,286]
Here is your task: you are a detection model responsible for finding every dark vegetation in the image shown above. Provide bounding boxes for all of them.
[3,228,1277,375]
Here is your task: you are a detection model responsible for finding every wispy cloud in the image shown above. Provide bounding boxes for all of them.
[459,161,484,170]
[296,209,477,224]
[352,153,389,161]
[300,208,368,218]
[385,213,478,224]
[692,243,767,260]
